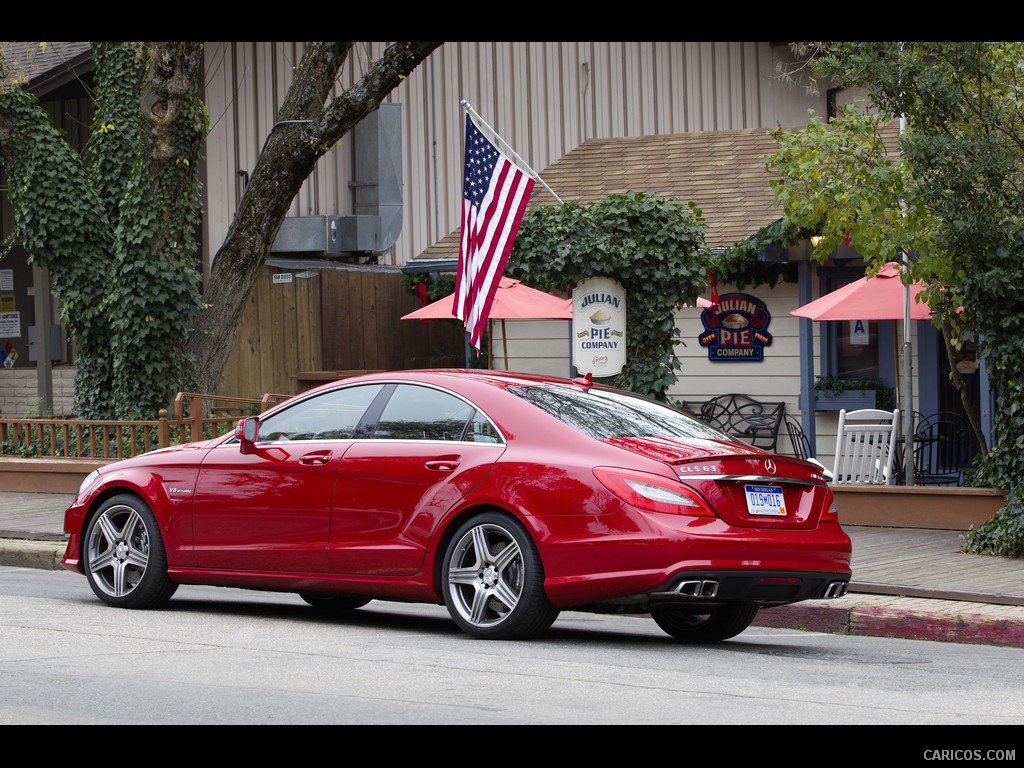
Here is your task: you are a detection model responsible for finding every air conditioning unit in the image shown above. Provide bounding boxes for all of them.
[269,104,402,258]
[272,216,345,257]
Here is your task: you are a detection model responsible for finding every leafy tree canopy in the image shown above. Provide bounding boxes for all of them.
[769,41,1024,557]
[1,42,205,418]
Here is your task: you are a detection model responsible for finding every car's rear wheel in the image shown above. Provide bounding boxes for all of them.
[442,512,559,640]
[83,494,177,609]
[651,603,760,642]
[299,592,372,611]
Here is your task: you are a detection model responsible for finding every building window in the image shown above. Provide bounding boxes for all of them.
[834,318,880,380]
[819,270,890,384]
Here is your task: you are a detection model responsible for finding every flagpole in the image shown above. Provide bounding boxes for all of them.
[901,250,915,486]
[460,100,563,204]
[898,112,915,486]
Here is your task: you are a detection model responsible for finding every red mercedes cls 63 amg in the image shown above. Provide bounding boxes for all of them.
[61,369,850,641]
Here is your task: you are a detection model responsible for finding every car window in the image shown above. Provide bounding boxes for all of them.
[257,384,385,441]
[510,384,732,441]
[370,384,483,441]
[465,411,502,443]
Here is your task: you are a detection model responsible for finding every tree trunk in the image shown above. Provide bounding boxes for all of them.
[941,322,988,454]
[188,42,442,395]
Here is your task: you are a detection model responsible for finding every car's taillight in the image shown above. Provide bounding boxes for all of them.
[821,489,839,522]
[594,467,717,517]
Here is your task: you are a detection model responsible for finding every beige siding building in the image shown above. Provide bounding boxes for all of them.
[4,42,974,475]
[201,42,828,272]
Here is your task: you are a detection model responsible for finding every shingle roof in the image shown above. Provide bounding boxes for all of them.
[414,121,901,263]
[0,41,91,94]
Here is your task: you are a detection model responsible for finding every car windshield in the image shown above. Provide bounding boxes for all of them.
[510,384,732,441]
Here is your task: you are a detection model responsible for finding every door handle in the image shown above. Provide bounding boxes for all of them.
[299,451,333,465]
[425,459,459,472]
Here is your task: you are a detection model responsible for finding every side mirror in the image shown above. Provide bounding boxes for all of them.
[235,416,259,454]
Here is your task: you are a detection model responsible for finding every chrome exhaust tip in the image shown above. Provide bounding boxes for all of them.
[674,579,719,598]
[823,581,849,599]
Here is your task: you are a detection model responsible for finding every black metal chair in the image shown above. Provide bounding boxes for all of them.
[785,414,813,460]
[912,411,977,486]
[698,394,786,452]
[785,414,834,480]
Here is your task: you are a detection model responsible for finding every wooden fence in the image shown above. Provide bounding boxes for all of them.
[0,391,288,461]
[216,268,465,400]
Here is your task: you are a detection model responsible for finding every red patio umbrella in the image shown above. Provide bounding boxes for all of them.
[402,277,572,368]
[790,262,931,322]
[401,276,572,322]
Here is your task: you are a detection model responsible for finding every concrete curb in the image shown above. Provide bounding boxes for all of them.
[1,539,65,571]
[755,595,1024,648]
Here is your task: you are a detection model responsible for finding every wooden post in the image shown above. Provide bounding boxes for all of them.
[32,265,54,415]
[158,409,170,449]
[188,396,203,442]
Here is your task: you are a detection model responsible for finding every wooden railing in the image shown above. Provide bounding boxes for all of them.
[172,391,289,444]
[0,391,290,461]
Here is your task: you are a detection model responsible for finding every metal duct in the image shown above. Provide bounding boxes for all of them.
[270,103,403,257]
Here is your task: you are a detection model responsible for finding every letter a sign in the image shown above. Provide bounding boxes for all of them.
[850,319,869,346]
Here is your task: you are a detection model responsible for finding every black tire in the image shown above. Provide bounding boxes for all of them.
[299,592,372,611]
[83,493,178,609]
[442,511,559,640]
[651,602,760,642]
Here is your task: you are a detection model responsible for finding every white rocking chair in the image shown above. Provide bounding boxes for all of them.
[832,408,901,485]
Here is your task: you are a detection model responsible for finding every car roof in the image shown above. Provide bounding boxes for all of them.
[312,368,601,392]
[281,369,622,425]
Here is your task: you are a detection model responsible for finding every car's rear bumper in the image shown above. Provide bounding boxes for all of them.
[649,568,850,605]
[535,507,851,608]
[553,568,851,613]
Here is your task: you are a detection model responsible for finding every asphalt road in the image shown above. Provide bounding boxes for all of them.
[4,565,1024,729]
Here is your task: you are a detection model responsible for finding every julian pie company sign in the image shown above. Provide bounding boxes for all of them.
[698,292,773,362]
[572,277,626,377]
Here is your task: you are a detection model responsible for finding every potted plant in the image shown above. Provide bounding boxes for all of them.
[814,376,895,411]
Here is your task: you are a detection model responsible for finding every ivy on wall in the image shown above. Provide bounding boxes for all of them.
[712,218,803,289]
[506,192,712,400]
[401,272,456,304]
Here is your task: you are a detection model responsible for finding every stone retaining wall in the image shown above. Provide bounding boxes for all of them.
[0,367,76,417]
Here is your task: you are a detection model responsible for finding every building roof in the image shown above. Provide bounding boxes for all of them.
[0,42,92,96]
[413,121,902,265]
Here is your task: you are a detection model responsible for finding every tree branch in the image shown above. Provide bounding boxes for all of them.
[187,41,443,392]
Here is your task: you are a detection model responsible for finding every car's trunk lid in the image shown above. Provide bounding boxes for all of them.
[603,436,830,528]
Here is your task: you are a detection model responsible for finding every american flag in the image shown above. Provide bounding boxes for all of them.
[454,113,535,352]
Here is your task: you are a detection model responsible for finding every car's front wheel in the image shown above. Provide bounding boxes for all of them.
[651,603,760,642]
[83,494,178,609]
[442,512,559,640]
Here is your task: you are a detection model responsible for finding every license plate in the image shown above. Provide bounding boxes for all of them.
[744,484,786,516]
